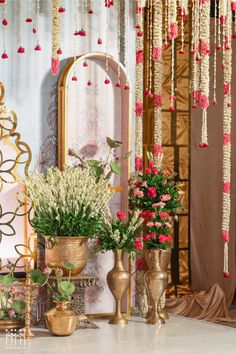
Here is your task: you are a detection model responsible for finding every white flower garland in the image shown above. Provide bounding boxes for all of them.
[222,0,232,278]
[199,0,210,148]
[153,0,163,166]
[135,0,145,172]
[51,0,61,75]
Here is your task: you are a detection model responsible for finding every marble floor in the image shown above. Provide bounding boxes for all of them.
[1,315,236,354]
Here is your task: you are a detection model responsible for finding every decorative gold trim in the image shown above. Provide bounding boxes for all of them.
[57,53,132,318]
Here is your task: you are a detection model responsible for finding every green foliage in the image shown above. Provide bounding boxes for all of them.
[58,281,75,297]
[12,300,26,315]
[0,274,16,287]
[30,269,48,286]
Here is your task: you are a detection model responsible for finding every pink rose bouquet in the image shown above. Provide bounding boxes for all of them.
[129,153,182,250]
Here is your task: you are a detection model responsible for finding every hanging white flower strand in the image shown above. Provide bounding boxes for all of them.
[135,0,145,172]
[1,1,8,59]
[199,0,210,148]
[212,0,217,106]
[153,0,163,165]
[191,0,200,109]
[178,0,188,55]
[144,0,153,98]
[18,0,25,54]
[51,0,61,75]
[104,3,110,85]
[222,0,232,278]
[168,0,178,112]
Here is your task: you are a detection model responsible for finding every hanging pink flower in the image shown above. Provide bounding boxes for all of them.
[169,22,178,39]
[51,58,60,75]
[136,257,145,271]
[193,89,201,103]
[154,94,162,107]
[232,2,236,11]
[153,144,162,159]
[200,94,209,109]
[135,157,143,171]
[136,49,144,64]
[223,182,231,193]
[152,47,162,61]
[222,230,229,243]
[224,82,231,95]
[200,40,210,55]
[223,133,231,145]
[135,102,143,117]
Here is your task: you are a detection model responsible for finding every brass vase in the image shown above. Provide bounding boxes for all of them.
[144,249,168,325]
[0,319,24,332]
[45,301,79,336]
[44,236,88,276]
[107,249,130,325]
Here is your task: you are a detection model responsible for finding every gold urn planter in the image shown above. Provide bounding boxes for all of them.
[107,249,130,325]
[0,319,24,332]
[45,301,79,336]
[144,249,169,325]
[44,236,88,276]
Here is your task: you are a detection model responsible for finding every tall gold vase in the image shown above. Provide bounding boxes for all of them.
[107,249,130,325]
[144,249,168,325]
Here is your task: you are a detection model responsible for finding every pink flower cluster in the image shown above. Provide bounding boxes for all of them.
[135,102,143,117]
[159,235,172,243]
[133,237,143,250]
[152,47,162,61]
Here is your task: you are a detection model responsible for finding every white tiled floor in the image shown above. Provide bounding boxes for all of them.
[1,315,236,354]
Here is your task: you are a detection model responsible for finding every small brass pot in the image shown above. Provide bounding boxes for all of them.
[107,249,130,325]
[44,236,88,276]
[0,319,24,332]
[45,301,79,336]
[144,249,169,325]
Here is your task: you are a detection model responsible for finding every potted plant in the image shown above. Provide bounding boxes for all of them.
[24,167,113,276]
[42,263,79,336]
[0,273,26,331]
[129,153,182,324]
[96,209,143,325]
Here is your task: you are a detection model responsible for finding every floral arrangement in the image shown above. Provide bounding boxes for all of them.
[129,153,182,249]
[68,137,123,181]
[24,167,113,240]
[96,210,144,253]
[0,273,26,321]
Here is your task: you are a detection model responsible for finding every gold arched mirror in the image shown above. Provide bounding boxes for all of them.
[58,52,132,316]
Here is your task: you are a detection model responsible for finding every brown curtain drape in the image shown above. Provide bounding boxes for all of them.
[190,23,236,307]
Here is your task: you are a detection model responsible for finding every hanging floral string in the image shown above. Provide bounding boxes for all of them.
[168,0,178,112]
[34,0,41,51]
[153,0,163,165]
[199,0,210,148]
[116,0,121,88]
[104,4,110,85]
[51,0,61,75]
[1,0,8,59]
[213,0,217,105]
[98,0,103,45]
[178,0,188,54]
[144,0,153,98]
[26,0,32,23]
[222,0,232,278]
[191,0,201,109]
[18,0,25,54]
[72,0,78,82]
[88,0,94,14]
[135,0,145,172]
[79,0,86,36]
